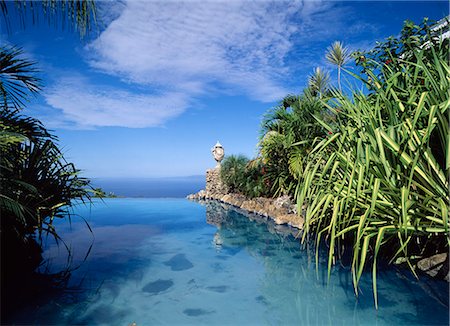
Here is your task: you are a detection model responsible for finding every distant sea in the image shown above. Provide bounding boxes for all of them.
[91,176,205,198]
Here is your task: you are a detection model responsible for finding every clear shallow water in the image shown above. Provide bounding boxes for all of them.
[10,198,449,325]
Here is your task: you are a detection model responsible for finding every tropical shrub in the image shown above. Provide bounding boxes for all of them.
[307,67,330,98]
[0,43,93,317]
[220,155,249,193]
[259,130,293,196]
[242,159,271,198]
[1,1,96,320]
[1,0,96,270]
[1,109,91,271]
[292,19,449,308]
[325,41,350,92]
[220,155,271,198]
[260,90,329,196]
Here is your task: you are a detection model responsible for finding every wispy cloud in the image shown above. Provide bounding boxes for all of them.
[44,75,188,128]
[45,0,364,129]
[86,1,305,100]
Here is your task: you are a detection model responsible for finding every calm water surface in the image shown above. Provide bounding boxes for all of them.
[10,198,449,325]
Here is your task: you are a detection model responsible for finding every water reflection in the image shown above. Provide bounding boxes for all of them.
[7,199,449,325]
[205,199,299,237]
[202,199,449,325]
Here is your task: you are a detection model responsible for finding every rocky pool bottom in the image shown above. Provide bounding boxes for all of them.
[8,198,449,325]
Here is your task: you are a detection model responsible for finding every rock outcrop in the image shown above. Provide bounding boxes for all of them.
[187,168,303,230]
[417,252,449,281]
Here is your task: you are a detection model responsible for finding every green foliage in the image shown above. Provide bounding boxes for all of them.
[1,108,92,316]
[222,89,331,199]
[307,67,330,98]
[353,17,449,84]
[0,30,93,302]
[220,155,270,198]
[1,0,97,38]
[242,159,271,198]
[0,1,97,318]
[260,92,329,196]
[259,130,292,196]
[220,155,249,193]
[93,187,117,198]
[326,41,350,68]
[0,46,41,111]
[325,41,350,91]
[292,19,449,308]
[1,108,91,246]
[231,17,449,309]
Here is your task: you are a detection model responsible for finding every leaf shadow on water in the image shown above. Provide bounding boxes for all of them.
[70,304,129,325]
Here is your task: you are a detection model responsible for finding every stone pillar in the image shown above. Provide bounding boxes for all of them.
[205,167,228,199]
[186,142,228,201]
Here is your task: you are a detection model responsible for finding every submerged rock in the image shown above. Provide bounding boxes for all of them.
[183,308,215,317]
[417,253,449,281]
[255,295,269,305]
[142,279,173,295]
[164,254,194,271]
[206,285,229,293]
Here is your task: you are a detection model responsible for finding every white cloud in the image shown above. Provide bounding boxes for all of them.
[44,75,188,128]
[86,1,334,101]
[45,0,350,129]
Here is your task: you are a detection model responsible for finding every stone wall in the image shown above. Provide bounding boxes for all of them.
[189,165,449,282]
[205,167,228,197]
[187,168,303,230]
[204,200,300,239]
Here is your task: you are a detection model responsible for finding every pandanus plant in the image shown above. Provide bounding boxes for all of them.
[293,24,449,308]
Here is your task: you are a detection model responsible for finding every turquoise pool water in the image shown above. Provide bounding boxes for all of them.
[9,198,449,325]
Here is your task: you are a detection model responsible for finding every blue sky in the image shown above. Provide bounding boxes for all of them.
[2,1,448,178]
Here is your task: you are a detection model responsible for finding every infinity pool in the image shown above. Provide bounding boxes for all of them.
[9,198,449,325]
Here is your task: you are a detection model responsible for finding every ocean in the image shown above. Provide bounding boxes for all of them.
[92,176,205,198]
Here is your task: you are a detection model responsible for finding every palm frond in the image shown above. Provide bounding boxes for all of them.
[1,0,97,38]
[308,67,330,98]
[326,41,350,67]
[0,46,41,111]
